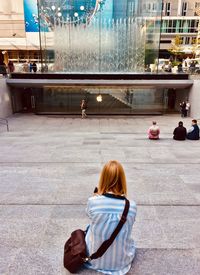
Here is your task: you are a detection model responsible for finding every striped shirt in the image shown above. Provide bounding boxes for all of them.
[84,194,137,275]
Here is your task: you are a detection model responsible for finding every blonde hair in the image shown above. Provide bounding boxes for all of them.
[98,160,127,196]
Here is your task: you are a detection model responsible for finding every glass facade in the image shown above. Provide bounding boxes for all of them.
[34,86,166,115]
[37,0,162,73]
[16,1,169,115]
[161,19,198,34]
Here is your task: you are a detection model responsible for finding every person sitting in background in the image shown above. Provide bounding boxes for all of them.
[173,121,187,140]
[187,119,200,140]
[148,121,160,140]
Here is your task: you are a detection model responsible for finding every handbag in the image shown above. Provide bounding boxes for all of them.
[63,198,130,273]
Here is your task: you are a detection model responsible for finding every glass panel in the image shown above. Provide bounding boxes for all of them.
[37,0,162,73]
[175,20,180,33]
[35,86,165,114]
[181,2,187,16]
[183,20,189,33]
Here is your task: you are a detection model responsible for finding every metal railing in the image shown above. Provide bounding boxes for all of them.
[0,118,9,131]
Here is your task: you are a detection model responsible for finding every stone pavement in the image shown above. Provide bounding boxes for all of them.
[0,114,200,275]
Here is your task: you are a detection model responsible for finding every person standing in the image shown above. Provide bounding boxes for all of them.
[187,119,200,140]
[145,65,151,72]
[29,62,33,72]
[32,62,37,73]
[180,101,186,117]
[148,121,160,140]
[0,61,7,77]
[84,160,137,274]
[177,63,183,73]
[168,61,172,72]
[185,100,190,117]
[23,61,29,72]
[80,99,87,119]
[189,61,196,74]
[173,121,187,140]
[8,60,15,73]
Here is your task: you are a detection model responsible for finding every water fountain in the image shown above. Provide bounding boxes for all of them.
[34,0,163,115]
[53,16,147,72]
[46,0,161,73]
[37,0,161,73]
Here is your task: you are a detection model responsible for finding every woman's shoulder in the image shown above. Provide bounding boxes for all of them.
[88,194,136,202]
[87,195,137,213]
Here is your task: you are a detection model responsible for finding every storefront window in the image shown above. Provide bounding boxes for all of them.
[35,87,166,115]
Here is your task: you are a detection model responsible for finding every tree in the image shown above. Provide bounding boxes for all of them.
[168,35,183,60]
[191,37,198,58]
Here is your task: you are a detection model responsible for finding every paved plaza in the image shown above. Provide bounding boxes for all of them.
[0,114,200,275]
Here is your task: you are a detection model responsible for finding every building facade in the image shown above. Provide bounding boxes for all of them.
[0,0,198,117]
[0,0,162,72]
[0,0,40,65]
[160,0,200,57]
[1,0,200,61]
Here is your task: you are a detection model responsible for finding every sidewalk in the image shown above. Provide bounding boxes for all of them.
[0,114,200,275]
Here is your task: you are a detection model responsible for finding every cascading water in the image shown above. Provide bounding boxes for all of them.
[53,17,146,72]
[37,0,161,73]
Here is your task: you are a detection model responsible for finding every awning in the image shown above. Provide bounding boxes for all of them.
[6,78,194,89]
[0,37,40,50]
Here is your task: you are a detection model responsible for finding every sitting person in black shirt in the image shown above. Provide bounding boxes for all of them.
[173,121,187,140]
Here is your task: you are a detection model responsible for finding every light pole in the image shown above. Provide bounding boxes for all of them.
[98,0,104,73]
[195,8,200,58]
[37,0,44,71]
[157,0,164,73]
